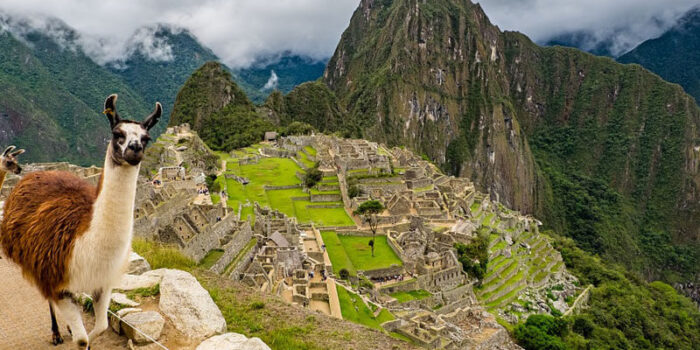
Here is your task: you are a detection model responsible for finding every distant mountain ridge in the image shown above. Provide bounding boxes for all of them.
[0,14,325,164]
[618,6,700,103]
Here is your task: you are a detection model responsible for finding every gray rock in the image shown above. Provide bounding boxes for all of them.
[117,269,167,291]
[112,293,140,307]
[110,308,142,334]
[196,333,271,350]
[159,269,226,339]
[504,235,513,245]
[127,252,151,275]
[122,311,165,344]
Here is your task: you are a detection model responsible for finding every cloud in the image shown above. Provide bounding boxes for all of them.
[0,0,359,68]
[477,0,699,56]
[262,70,279,91]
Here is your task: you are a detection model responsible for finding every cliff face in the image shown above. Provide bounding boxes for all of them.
[322,0,700,279]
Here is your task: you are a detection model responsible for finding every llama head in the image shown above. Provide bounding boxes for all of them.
[1,145,25,174]
[103,94,162,167]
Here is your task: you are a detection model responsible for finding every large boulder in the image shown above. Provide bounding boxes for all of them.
[121,311,165,344]
[117,269,167,291]
[196,333,270,350]
[127,252,152,275]
[159,269,226,339]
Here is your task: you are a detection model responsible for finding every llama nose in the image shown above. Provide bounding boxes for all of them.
[128,142,142,153]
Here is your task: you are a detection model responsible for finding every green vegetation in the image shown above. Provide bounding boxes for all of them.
[320,231,357,277]
[132,238,196,271]
[338,234,402,272]
[336,285,394,330]
[510,235,700,349]
[199,249,225,269]
[514,315,568,350]
[390,289,431,303]
[455,226,489,282]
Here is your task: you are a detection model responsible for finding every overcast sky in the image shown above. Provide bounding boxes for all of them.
[0,0,697,68]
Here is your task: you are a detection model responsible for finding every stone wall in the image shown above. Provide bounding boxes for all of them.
[210,222,254,274]
[229,244,261,279]
[310,193,342,202]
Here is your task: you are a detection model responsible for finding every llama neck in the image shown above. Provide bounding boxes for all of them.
[0,170,6,192]
[90,145,140,244]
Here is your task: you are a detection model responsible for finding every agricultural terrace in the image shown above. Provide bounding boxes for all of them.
[336,285,394,330]
[214,146,354,227]
[321,231,403,276]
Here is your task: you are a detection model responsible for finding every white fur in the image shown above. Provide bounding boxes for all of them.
[115,123,148,154]
[64,142,141,344]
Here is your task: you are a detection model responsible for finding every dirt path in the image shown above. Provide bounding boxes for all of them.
[0,258,128,349]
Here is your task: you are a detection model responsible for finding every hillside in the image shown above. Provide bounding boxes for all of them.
[618,7,700,104]
[315,0,700,282]
[168,62,274,151]
[0,17,151,166]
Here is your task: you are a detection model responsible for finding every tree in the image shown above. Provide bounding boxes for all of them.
[353,200,385,257]
[304,167,323,188]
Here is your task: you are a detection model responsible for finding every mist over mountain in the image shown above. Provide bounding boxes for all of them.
[618,6,700,103]
[0,14,325,164]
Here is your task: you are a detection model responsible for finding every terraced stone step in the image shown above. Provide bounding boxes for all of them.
[483,257,517,285]
[486,284,527,310]
[480,261,521,294]
[484,270,527,304]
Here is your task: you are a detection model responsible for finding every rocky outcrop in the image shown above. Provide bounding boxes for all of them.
[196,333,271,350]
[158,269,227,339]
[121,311,165,344]
[127,252,152,275]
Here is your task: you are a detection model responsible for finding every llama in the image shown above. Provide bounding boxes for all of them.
[1,94,161,349]
[0,145,25,188]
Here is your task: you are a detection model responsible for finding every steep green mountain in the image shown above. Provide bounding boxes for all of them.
[618,7,700,103]
[0,18,150,166]
[263,81,350,134]
[235,54,327,103]
[169,62,272,151]
[107,25,219,133]
[318,0,700,281]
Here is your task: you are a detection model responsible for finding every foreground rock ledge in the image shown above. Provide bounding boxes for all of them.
[196,333,271,350]
[158,269,227,339]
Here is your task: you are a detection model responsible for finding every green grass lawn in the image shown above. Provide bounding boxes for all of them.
[304,145,317,157]
[389,289,431,303]
[219,152,355,228]
[294,201,354,226]
[320,231,357,276]
[297,151,316,169]
[336,285,394,330]
[199,249,225,269]
[321,232,402,275]
[338,235,402,271]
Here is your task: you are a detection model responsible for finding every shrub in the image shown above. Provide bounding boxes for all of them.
[339,268,350,280]
[304,167,323,188]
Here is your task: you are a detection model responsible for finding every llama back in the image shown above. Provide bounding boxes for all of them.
[0,170,96,299]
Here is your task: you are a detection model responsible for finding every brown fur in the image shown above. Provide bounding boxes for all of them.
[1,170,96,300]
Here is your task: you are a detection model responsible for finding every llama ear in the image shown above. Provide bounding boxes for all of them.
[142,102,162,131]
[103,94,120,128]
[2,145,16,157]
[11,149,25,156]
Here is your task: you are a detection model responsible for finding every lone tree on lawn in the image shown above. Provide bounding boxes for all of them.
[353,200,385,257]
